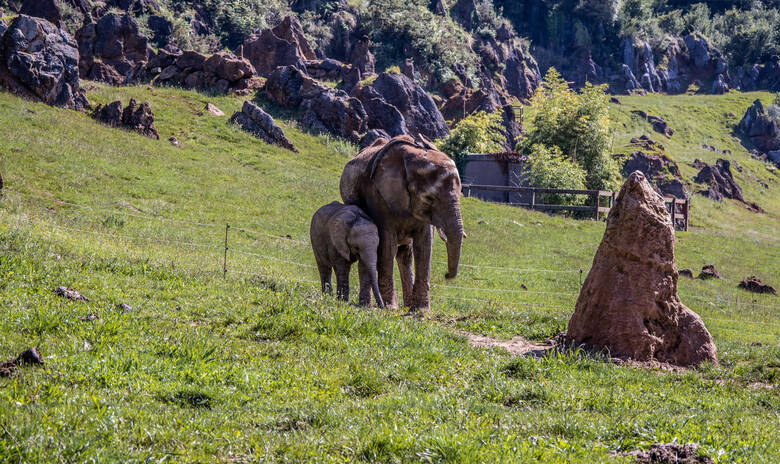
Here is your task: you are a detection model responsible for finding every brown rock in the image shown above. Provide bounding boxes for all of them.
[271,16,317,61]
[262,65,366,142]
[694,159,743,202]
[679,268,694,278]
[349,35,375,76]
[121,98,159,139]
[20,0,62,26]
[738,276,777,295]
[93,100,124,127]
[203,52,254,82]
[698,264,722,280]
[242,28,306,78]
[0,347,44,377]
[175,50,207,71]
[566,171,718,367]
[622,149,687,200]
[76,13,150,85]
[631,110,674,137]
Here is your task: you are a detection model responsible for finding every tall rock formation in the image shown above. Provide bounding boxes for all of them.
[566,171,718,367]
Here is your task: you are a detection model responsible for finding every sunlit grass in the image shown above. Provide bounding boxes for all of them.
[0,84,778,462]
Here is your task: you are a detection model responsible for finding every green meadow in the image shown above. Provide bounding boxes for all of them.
[0,84,777,462]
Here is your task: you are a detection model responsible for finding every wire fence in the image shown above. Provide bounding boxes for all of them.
[4,188,780,327]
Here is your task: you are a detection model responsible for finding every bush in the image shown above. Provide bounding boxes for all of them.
[438,110,505,175]
[520,68,620,191]
[525,144,587,205]
[360,0,480,83]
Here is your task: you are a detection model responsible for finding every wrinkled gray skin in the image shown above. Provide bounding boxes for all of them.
[310,201,385,308]
[340,135,464,310]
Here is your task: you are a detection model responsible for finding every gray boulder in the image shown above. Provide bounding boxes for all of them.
[262,65,366,142]
[711,74,728,94]
[242,19,310,77]
[76,13,150,85]
[231,101,297,152]
[0,15,89,110]
[354,71,449,141]
[738,99,780,153]
[694,159,743,202]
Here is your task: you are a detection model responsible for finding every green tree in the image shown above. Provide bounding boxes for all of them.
[520,68,620,191]
[525,144,588,205]
[439,110,505,175]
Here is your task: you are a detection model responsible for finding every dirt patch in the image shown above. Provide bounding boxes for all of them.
[460,331,554,357]
[117,201,142,213]
[738,276,777,295]
[626,443,713,464]
[0,347,44,377]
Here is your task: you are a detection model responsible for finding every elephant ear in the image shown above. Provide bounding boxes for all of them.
[370,138,419,217]
[329,210,357,261]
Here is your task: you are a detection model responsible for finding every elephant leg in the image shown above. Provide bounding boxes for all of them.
[318,264,333,295]
[411,226,433,310]
[377,230,398,309]
[396,243,415,308]
[335,264,350,302]
[357,260,372,307]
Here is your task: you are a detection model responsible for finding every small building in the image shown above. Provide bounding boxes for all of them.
[460,152,529,203]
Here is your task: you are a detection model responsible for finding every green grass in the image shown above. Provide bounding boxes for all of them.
[0,84,778,462]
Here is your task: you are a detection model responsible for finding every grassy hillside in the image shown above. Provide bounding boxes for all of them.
[0,84,778,462]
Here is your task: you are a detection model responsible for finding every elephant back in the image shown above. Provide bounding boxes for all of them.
[340,136,391,205]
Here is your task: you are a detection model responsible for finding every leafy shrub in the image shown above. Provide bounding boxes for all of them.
[438,110,505,175]
[360,0,480,83]
[160,0,291,49]
[520,68,620,191]
[524,144,587,205]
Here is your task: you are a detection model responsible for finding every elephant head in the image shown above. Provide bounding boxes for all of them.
[367,137,465,279]
[328,206,385,308]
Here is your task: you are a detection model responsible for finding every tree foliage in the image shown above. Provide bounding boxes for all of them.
[438,110,505,175]
[524,144,587,205]
[520,68,620,191]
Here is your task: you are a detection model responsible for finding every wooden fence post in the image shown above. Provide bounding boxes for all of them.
[670,198,676,229]
[530,189,536,209]
[223,224,230,278]
[592,192,599,220]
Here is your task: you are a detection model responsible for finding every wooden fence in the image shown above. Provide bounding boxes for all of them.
[462,184,689,231]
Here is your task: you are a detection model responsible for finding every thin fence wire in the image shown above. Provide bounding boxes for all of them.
[7,191,780,314]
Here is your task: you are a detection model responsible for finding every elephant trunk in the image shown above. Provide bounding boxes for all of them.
[442,203,464,279]
[362,252,385,308]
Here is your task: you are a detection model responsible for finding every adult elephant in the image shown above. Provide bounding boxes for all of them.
[340,135,464,310]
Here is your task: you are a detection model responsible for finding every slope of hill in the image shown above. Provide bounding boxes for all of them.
[0,84,778,462]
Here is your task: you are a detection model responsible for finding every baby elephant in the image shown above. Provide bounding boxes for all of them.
[310,202,385,308]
